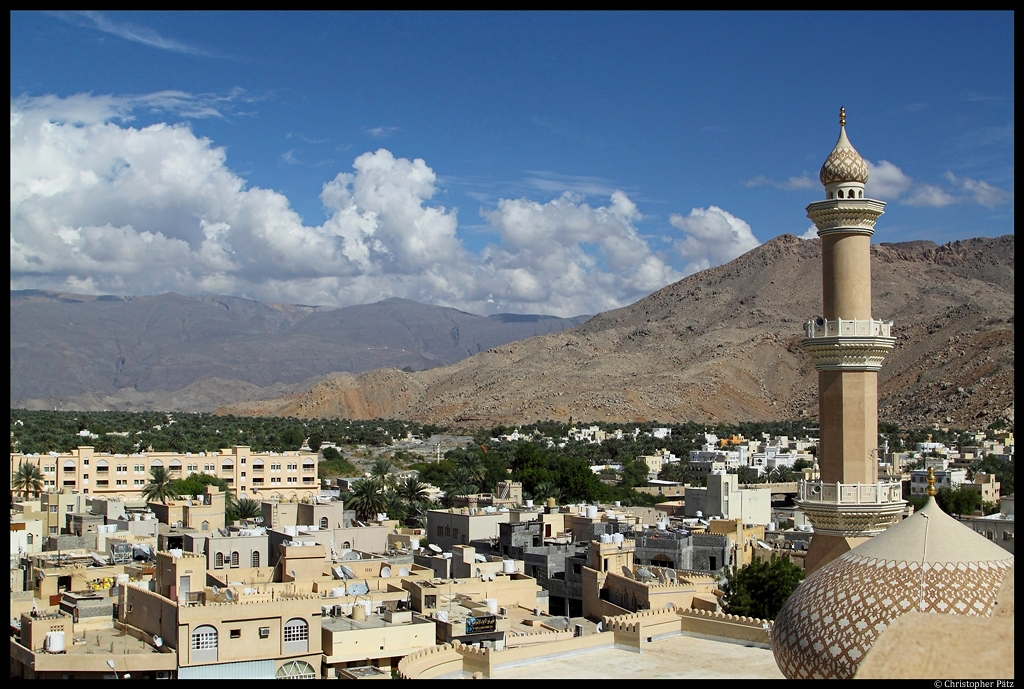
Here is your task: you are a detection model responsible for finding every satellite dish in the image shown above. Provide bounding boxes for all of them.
[289,570,297,578]
[398,566,410,576]
[254,517,263,524]
[428,544,442,554]
[637,568,656,581]
[380,566,392,578]
[340,565,357,580]
[596,622,603,632]
[474,554,487,563]
[347,582,368,595]
[666,570,677,583]
[332,566,346,580]
[211,586,220,596]
[225,589,235,601]
[657,569,669,584]
[152,635,163,648]
[621,565,633,579]
[814,316,825,327]
[342,551,361,561]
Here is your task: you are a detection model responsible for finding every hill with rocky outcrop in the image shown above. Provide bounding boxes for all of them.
[215,234,1015,430]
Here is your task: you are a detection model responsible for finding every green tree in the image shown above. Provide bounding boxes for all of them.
[720,555,805,620]
[12,462,44,501]
[621,459,651,488]
[346,478,387,522]
[231,498,262,523]
[141,466,179,505]
[935,485,982,517]
[442,467,478,507]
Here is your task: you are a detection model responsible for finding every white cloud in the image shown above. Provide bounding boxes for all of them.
[364,126,399,139]
[10,93,694,318]
[865,159,913,199]
[49,11,225,58]
[902,184,959,207]
[743,174,815,190]
[943,171,1013,208]
[669,206,760,275]
[799,225,819,240]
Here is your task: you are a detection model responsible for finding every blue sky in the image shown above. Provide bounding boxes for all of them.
[10,11,1014,317]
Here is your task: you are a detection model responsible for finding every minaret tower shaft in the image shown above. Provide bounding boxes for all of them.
[798,108,906,574]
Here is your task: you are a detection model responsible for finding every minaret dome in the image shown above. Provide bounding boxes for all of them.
[820,107,870,200]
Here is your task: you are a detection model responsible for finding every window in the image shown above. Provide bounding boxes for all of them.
[134,479,145,486]
[201,521,209,531]
[50,505,59,513]
[271,477,281,484]
[445,526,451,536]
[83,459,89,466]
[96,480,108,486]
[424,595,436,608]
[271,463,281,472]
[215,552,224,569]
[283,618,309,653]
[230,629,241,639]
[241,472,246,478]
[287,463,297,471]
[231,551,239,567]
[437,526,443,537]
[275,660,315,679]
[187,464,198,472]
[50,526,58,535]
[252,551,260,567]
[241,458,246,465]
[67,505,74,512]
[116,465,128,473]
[204,464,215,472]
[259,627,270,638]
[320,517,329,529]
[26,534,33,544]
[191,625,218,662]
[287,477,296,484]
[116,480,127,486]
[134,465,145,473]
[453,528,459,539]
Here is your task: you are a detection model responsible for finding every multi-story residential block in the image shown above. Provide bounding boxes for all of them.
[9,445,319,501]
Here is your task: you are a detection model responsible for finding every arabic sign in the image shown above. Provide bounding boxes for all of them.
[465,615,496,634]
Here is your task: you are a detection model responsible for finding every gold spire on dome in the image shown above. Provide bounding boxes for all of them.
[926,466,937,497]
[819,108,870,186]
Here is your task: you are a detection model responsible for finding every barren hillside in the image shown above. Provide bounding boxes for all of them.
[217,234,1014,429]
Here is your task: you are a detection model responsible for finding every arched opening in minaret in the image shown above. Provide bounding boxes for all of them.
[837,190,844,198]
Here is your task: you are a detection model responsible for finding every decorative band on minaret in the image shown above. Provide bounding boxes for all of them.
[797,109,905,573]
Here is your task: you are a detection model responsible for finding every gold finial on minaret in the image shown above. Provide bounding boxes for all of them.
[839,107,846,128]
[926,466,936,497]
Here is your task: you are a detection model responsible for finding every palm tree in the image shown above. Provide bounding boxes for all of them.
[12,462,44,501]
[532,480,561,503]
[455,453,486,486]
[398,476,430,525]
[346,478,387,522]
[369,458,396,490]
[231,497,262,524]
[441,467,478,507]
[141,466,179,505]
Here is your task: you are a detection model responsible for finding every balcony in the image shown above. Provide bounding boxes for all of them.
[798,480,904,504]
[803,318,892,339]
[797,479,906,536]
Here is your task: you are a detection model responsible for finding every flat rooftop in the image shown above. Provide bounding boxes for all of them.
[490,634,784,679]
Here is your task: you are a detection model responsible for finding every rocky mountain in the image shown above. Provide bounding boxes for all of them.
[215,234,1015,430]
[10,292,589,408]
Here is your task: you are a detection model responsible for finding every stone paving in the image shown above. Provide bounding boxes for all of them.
[491,634,785,679]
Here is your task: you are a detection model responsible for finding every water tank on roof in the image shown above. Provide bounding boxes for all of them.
[586,505,598,519]
[436,610,449,622]
[502,559,516,574]
[525,500,533,508]
[44,631,65,653]
[331,587,345,598]
[484,598,498,615]
[283,526,297,537]
[657,521,667,531]
[613,533,624,544]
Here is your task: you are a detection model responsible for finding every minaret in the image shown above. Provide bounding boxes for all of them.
[798,108,906,574]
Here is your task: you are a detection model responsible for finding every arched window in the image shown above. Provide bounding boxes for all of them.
[27,533,33,544]
[201,520,209,531]
[231,551,239,567]
[320,517,329,529]
[858,190,863,198]
[342,541,351,549]
[215,552,224,568]
[276,660,316,679]
[837,189,844,198]
[191,625,218,662]
[150,459,163,468]
[63,460,76,471]
[252,551,260,568]
[169,459,182,473]
[283,618,309,653]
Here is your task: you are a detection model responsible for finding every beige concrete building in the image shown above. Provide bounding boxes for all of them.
[123,549,325,678]
[10,445,319,501]
[796,108,905,574]
[684,473,771,525]
[427,507,512,552]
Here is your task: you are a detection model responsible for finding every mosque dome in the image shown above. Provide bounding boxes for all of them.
[819,107,870,186]
[771,496,1014,679]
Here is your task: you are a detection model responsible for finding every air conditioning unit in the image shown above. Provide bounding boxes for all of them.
[155,671,171,680]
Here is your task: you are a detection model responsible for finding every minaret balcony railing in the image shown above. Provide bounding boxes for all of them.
[803,318,892,339]
[798,479,904,505]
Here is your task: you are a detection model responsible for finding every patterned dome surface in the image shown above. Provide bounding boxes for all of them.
[771,498,1014,679]
[819,125,870,186]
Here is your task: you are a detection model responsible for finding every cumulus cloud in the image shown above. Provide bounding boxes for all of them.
[943,171,1013,208]
[865,160,913,199]
[10,93,698,318]
[669,206,760,275]
[799,225,819,240]
[902,184,959,207]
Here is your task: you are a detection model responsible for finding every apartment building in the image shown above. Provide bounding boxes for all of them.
[10,445,319,501]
